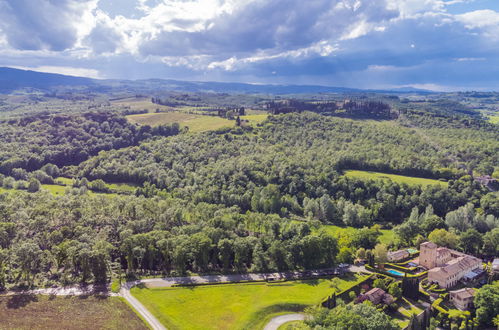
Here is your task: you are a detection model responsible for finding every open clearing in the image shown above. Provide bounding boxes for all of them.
[0,295,147,330]
[131,274,366,330]
[126,112,234,132]
[344,170,448,188]
[241,114,269,125]
[320,225,396,245]
[112,97,171,112]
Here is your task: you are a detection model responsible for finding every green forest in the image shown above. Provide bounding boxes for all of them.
[0,93,497,290]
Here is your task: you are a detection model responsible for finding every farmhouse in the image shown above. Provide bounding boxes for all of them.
[361,288,394,305]
[387,249,410,262]
[420,242,482,289]
[449,288,476,310]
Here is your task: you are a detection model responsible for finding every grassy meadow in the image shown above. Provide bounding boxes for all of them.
[241,114,269,125]
[126,112,234,132]
[131,274,367,330]
[319,225,396,245]
[112,97,171,112]
[0,295,147,330]
[343,170,448,188]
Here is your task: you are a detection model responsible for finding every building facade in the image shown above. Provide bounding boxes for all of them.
[420,242,482,289]
[450,288,476,310]
[387,249,410,262]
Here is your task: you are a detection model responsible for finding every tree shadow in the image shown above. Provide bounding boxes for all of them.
[296,279,320,286]
[6,294,38,309]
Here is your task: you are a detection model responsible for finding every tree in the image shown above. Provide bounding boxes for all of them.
[356,247,367,260]
[388,281,402,299]
[428,228,459,249]
[27,178,40,192]
[445,203,475,232]
[373,277,388,291]
[482,228,499,256]
[14,242,42,285]
[305,303,398,329]
[459,229,482,255]
[474,282,499,326]
[373,243,388,265]
[218,238,233,271]
[395,208,421,245]
[402,275,419,300]
[421,215,446,235]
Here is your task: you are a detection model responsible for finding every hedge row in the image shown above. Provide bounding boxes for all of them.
[321,274,375,306]
[384,263,417,272]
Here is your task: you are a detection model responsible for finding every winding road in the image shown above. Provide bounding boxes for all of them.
[263,314,305,330]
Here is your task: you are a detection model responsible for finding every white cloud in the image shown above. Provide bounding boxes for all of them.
[0,0,97,51]
[456,9,499,28]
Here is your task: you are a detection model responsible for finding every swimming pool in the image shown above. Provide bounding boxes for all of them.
[387,269,404,276]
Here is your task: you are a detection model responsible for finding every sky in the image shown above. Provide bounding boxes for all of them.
[1,0,499,91]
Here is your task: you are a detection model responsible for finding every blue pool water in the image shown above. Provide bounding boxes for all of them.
[387,269,404,276]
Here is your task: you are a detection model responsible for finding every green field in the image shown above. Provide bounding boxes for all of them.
[41,184,67,195]
[0,295,147,330]
[320,225,396,245]
[180,115,234,132]
[488,114,499,124]
[131,274,366,330]
[241,114,269,125]
[126,112,234,132]
[112,97,171,112]
[344,170,448,188]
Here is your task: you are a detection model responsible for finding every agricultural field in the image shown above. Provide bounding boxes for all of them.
[319,225,397,245]
[126,112,234,132]
[0,295,147,330]
[131,274,367,330]
[343,170,448,188]
[111,97,171,112]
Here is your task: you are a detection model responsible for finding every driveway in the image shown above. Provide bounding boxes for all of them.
[263,313,305,330]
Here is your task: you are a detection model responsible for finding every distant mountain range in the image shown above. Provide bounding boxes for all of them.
[0,67,434,94]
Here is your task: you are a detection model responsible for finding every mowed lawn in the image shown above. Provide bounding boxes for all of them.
[0,295,147,330]
[344,170,448,188]
[320,225,396,245]
[126,112,234,132]
[131,274,366,330]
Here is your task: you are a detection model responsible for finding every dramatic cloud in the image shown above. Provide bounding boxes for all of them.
[0,0,499,89]
[0,0,97,51]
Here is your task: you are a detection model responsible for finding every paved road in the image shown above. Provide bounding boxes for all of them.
[120,284,166,330]
[263,314,305,330]
[137,268,340,288]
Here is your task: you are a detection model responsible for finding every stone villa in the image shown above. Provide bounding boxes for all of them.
[420,242,482,289]
[449,288,476,310]
[361,288,394,305]
[387,249,410,262]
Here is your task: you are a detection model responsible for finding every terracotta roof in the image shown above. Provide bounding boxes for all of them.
[421,241,437,249]
[366,287,385,297]
[450,288,475,299]
[430,255,481,276]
